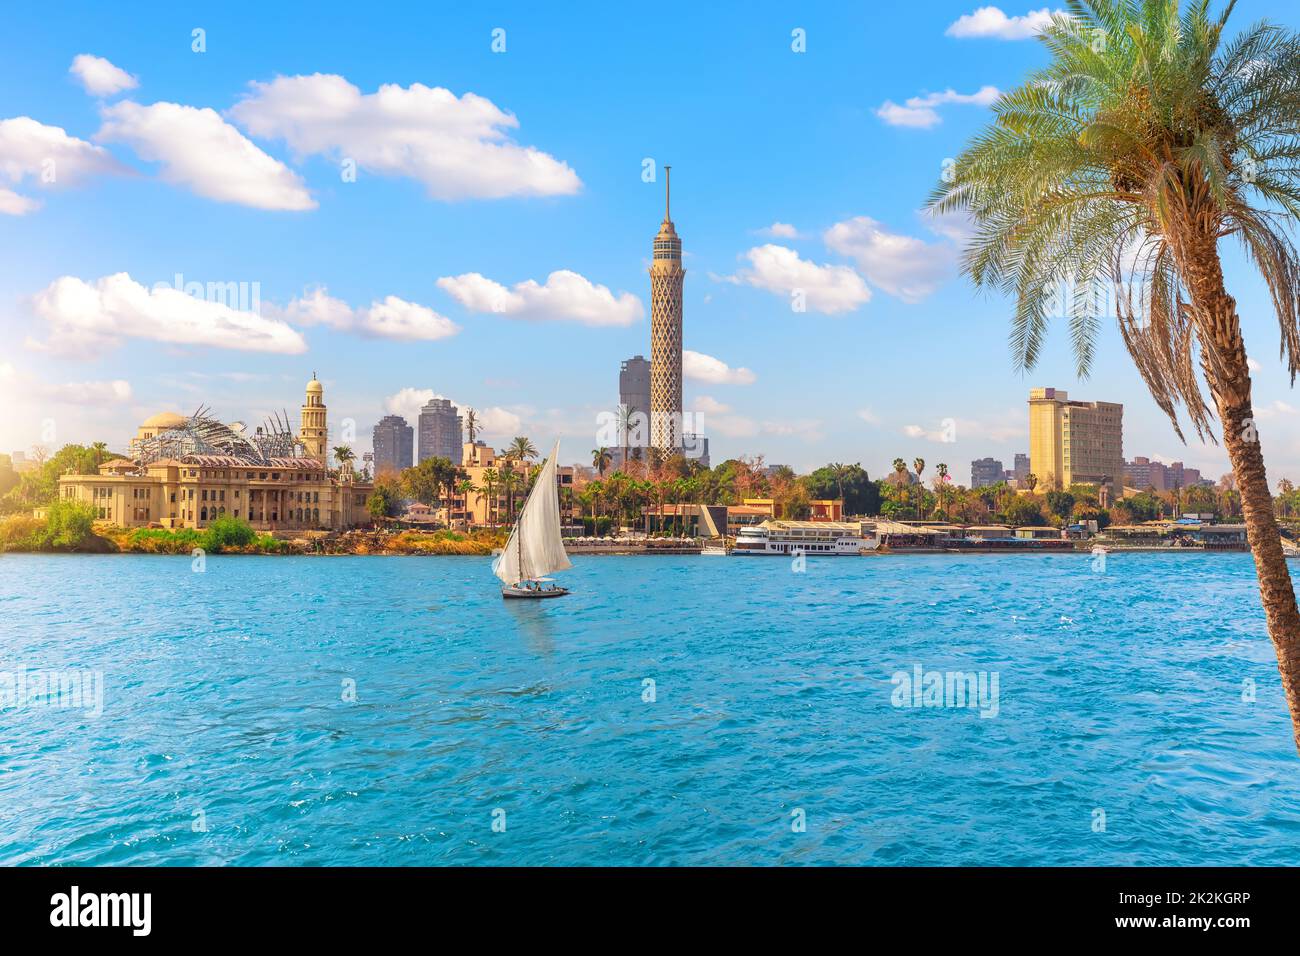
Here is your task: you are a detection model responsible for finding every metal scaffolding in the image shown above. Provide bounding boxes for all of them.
[134,407,306,466]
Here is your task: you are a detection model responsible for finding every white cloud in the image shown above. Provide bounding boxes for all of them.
[946,7,1063,40]
[876,85,1001,129]
[824,216,957,303]
[693,395,732,414]
[69,54,139,97]
[383,388,521,437]
[1247,356,1262,373]
[0,364,132,406]
[27,272,307,357]
[920,207,977,243]
[364,296,460,341]
[758,222,801,239]
[42,378,134,404]
[1254,400,1296,421]
[683,350,757,385]
[0,187,39,215]
[229,73,580,200]
[96,101,316,210]
[725,244,871,314]
[436,270,641,327]
[0,117,124,213]
[762,419,825,442]
[857,407,881,425]
[271,287,459,341]
[904,415,1025,443]
[705,413,759,439]
[273,287,357,329]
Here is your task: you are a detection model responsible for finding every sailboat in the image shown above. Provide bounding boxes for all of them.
[494,440,573,599]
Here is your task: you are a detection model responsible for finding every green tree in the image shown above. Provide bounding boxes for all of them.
[932,0,1300,749]
[203,514,256,553]
[506,436,537,462]
[1004,496,1047,527]
[805,463,881,516]
[592,447,612,477]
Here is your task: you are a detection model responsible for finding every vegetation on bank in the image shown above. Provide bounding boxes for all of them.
[0,500,103,552]
[0,509,507,556]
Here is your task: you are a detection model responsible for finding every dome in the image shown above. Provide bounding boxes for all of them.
[141,411,188,430]
[306,377,324,394]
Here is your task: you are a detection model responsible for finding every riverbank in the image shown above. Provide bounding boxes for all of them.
[0,514,508,556]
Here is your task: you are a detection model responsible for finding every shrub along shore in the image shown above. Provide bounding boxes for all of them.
[0,504,507,556]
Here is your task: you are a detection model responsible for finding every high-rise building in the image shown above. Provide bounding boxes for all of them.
[620,354,652,418]
[971,457,1005,488]
[1125,456,1157,490]
[1013,453,1030,480]
[1028,387,1124,489]
[372,414,414,475]
[418,398,463,464]
[649,167,684,457]
[1125,456,1210,491]
[299,373,328,461]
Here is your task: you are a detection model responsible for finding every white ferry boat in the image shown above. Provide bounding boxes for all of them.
[732,520,879,556]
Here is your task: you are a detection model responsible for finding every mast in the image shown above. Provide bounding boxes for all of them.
[517,499,525,582]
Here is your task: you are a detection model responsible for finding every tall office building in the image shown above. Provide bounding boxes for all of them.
[372,414,414,475]
[1028,387,1124,489]
[1013,453,1030,481]
[971,457,1005,488]
[649,167,684,457]
[418,398,463,465]
[620,355,652,420]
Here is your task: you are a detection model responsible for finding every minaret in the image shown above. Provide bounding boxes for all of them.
[649,166,684,458]
[300,372,328,462]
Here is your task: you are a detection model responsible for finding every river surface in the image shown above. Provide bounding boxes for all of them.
[0,551,1296,865]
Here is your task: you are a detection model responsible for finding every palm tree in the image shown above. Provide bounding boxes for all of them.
[1026,473,1039,494]
[481,467,499,525]
[618,404,639,473]
[90,441,108,468]
[333,445,356,474]
[500,465,521,523]
[592,447,612,477]
[465,408,479,444]
[457,478,476,525]
[931,0,1300,749]
[935,463,950,517]
[913,458,926,518]
[829,462,849,506]
[506,436,537,463]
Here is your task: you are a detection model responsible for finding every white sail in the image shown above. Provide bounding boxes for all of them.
[494,440,573,585]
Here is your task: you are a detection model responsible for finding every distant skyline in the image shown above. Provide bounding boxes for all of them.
[4,1,1300,482]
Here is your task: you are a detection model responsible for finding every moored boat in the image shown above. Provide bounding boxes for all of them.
[731,520,879,556]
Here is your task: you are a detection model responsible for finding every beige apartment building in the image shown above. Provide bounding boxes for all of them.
[456,441,577,528]
[58,377,373,532]
[1028,387,1124,490]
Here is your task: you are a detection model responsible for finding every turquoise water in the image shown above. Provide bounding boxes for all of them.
[0,551,1297,866]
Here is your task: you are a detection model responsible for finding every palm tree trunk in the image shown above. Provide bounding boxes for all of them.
[1188,239,1300,751]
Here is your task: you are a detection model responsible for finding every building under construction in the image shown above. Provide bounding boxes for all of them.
[57,376,373,532]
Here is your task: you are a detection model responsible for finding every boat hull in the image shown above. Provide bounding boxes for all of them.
[502,585,569,599]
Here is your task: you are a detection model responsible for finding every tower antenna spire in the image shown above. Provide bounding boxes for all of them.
[664,165,671,221]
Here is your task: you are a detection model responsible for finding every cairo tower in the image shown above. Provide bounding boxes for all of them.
[649,166,684,457]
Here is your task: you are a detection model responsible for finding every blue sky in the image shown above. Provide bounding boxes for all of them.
[2,0,1299,482]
